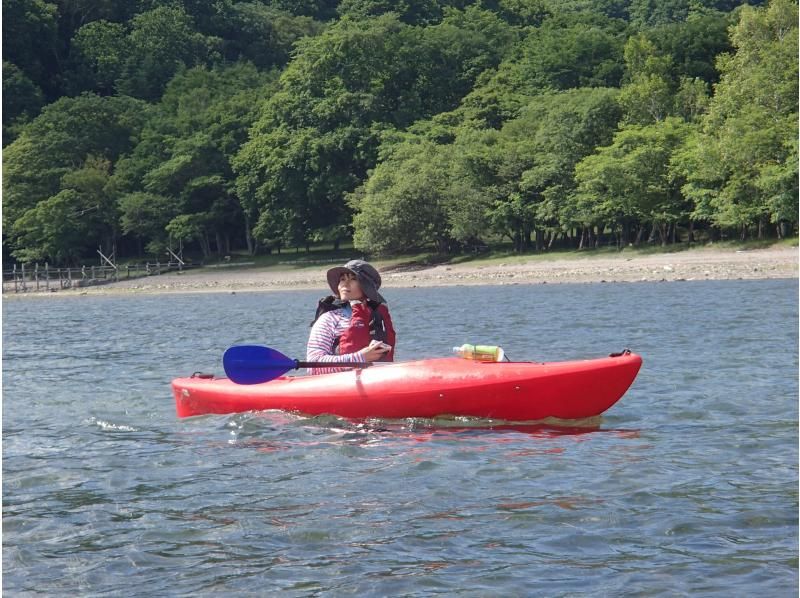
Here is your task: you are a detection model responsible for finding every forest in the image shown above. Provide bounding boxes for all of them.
[3,0,797,264]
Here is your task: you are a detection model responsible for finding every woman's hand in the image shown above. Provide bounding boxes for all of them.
[359,340,391,362]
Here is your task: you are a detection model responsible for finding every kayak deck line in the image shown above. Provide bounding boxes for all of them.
[172,351,643,421]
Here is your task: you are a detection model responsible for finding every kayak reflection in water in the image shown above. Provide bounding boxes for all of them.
[306,259,396,375]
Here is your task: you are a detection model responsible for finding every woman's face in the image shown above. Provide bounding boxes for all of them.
[338,271,364,301]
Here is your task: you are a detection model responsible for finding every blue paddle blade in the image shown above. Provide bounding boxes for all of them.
[223,345,296,385]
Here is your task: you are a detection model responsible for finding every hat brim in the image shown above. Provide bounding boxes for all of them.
[326,266,386,304]
[326,266,351,296]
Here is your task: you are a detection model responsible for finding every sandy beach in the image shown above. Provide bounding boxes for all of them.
[4,245,797,298]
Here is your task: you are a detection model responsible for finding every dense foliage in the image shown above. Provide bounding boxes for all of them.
[3,0,796,264]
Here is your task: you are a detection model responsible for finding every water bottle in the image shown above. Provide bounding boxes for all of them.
[453,344,505,362]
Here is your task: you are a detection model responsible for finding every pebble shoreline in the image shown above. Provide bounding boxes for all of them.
[5,246,797,298]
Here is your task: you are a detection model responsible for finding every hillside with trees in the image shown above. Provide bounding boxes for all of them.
[3,0,797,264]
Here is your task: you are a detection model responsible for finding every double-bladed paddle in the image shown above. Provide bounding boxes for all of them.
[223,344,371,385]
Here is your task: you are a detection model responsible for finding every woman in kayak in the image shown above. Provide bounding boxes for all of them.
[307,259,396,374]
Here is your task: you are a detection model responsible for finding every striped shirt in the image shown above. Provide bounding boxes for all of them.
[306,305,367,375]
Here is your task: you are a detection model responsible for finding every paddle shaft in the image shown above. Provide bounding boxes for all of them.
[295,361,372,369]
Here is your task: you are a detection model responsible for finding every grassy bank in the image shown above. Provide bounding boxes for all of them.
[185,237,798,275]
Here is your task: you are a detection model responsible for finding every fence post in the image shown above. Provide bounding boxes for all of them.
[21,263,26,291]
[91,265,95,280]
[45,263,50,291]
[13,264,17,293]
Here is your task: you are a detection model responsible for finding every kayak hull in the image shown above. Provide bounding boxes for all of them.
[172,352,642,421]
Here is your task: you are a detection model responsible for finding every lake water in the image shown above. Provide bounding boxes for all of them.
[3,279,798,595]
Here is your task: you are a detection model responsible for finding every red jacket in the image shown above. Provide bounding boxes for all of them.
[337,301,396,361]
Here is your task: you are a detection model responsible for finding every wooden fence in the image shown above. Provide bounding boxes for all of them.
[2,261,192,293]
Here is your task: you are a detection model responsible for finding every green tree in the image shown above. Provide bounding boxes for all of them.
[118,191,179,256]
[618,34,675,123]
[337,0,445,24]
[117,6,220,101]
[4,93,150,262]
[647,11,733,83]
[68,20,128,94]
[212,2,323,69]
[493,0,551,26]
[574,117,693,246]
[452,88,622,250]
[544,0,630,20]
[629,0,691,27]
[10,157,118,263]
[2,0,59,97]
[350,140,454,253]
[485,13,626,97]
[118,63,276,257]
[3,61,45,144]
[12,191,92,263]
[165,213,215,258]
[236,11,510,252]
[682,0,798,238]
[512,88,623,246]
[630,0,766,28]
[353,87,623,253]
[269,0,340,20]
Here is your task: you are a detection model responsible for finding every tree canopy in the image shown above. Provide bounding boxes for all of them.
[3,0,796,264]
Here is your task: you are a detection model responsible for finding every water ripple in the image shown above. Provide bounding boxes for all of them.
[3,280,797,595]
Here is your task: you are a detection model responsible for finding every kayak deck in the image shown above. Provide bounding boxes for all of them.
[172,351,642,421]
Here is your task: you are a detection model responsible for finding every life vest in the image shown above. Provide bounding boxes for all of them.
[312,296,395,361]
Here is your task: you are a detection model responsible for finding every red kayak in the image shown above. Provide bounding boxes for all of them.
[172,350,642,421]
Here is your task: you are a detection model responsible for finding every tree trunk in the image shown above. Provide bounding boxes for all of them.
[635,225,645,245]
[688,220,695,244]
[244,214,254,256]
[216,231,224,257]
